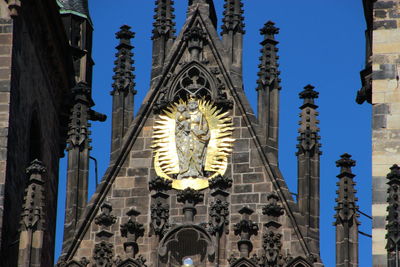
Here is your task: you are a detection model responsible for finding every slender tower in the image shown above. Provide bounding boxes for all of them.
[221,0,245,74]
[334,153,360,267]
[110,25,136,159]
[296,85,321,254]
[60,0,106,251]
[256,21,281,166]
[151,0,176,85]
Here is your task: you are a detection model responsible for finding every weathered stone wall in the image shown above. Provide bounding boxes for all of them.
[371,1,400,266]
[0,1,72,266]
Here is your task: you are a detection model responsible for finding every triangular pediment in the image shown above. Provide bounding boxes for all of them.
[60,4,314,264]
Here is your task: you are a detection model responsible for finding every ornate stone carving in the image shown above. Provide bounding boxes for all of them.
[112,25,136,96]
[221,0,245,35]
[120,209,145,258]
[177,188,204,205]
[151,200,170,237]
[184,26,207,61]
[209,175,233,190]
[233,207,259,257]
[152,0,176,40]
[208,199,229,235]
[20,159,46,231]
[262,231,285,267]
[262,192,284,217]
[95,202,117,227]
[177,188,204,223]
[93,241,114,267]
[149,176,172,192]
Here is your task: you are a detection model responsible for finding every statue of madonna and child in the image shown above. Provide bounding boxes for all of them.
[174,97,210,180]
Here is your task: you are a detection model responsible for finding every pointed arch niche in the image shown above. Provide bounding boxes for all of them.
[169,63,217,102]
[286,257,313,267]
[158,225,215,267]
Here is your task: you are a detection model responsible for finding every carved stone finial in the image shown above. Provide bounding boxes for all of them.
[95,202,117,227]
[112,25,136,96]
[260,21,279,37]
[209,175,233,190]
[299,84,319,105]
[262,192,284,217]
[177,188,204,205]
[234,208,258,258]
[221,0,245,35]
[116,25,135,41]
[149,176,172,192]
[152,0,176,40]
[120,208,145,259]
[256,21,281,91]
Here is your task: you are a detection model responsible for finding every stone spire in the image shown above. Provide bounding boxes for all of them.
[334,153,360,267]
[386,164,400,267]
[151,0,176,84]
[221,0,245,75]
[296,84,321,256]
[111,25,137,159]
[17,160,47,267]
[256,21,281,166]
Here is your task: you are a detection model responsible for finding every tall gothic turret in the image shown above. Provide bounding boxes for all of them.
[221,0,245,74]
[110,25,137,160]
[60,0,106,251]
[257,21,281,166]
[334,153,360,267]
[296,84,321,254]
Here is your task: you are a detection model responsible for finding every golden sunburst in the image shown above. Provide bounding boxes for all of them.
[151,98,234,190]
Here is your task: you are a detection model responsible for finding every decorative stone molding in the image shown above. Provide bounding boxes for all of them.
[233,207,259,258]
[95,202,117,227]
[149,176,172,192]
[151,199,170,237]
[93,241,114,267]
[120,208,145,259]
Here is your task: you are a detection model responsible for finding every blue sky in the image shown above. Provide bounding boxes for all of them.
[56,1,372,266]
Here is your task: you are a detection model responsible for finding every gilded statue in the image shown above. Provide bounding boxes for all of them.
[152,97,234,190]
[175,98,210,179]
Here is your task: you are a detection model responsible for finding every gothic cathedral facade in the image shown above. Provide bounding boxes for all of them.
[0,0,393,267]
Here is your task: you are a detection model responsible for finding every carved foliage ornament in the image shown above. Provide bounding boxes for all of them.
[152,96,234,190]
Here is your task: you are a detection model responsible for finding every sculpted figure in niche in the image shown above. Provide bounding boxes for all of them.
[175,97,210,179]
